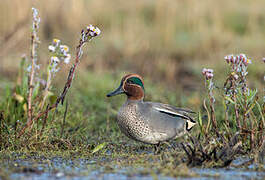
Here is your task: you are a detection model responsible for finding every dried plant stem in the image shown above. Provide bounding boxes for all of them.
[231,80,241,131]
[242,95,249,142]
[40,104,49,137]
[223,79,231,130]
[40,68,52,109]
[208,94,217,130]
[234,103,241,128]
[205,78,218,136]
[203,99,211,135]
[18,41,85,137]
[250,122,254,149]
[256,102,265,146]
[0,112,4,138]
[19,103,56,137]
[60,100,68,138]
[27,34,36,124]
[242,78,248,130]
[225,108,230,129]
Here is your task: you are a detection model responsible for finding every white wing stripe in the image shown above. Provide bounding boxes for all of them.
[154,107,188,119]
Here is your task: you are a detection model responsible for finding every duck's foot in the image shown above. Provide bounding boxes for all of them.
[154,142,161,154]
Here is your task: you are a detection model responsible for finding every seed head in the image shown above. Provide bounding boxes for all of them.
[224,53,252,66]
[242,58,252,66]
[202,68,214,80]
[224,55,233,64]
[86,24,101,37]
[32,7,41,29]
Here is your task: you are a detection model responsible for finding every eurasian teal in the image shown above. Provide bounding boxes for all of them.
[107,74,196,146]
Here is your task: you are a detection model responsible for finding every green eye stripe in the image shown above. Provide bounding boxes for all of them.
[127,77,144,90]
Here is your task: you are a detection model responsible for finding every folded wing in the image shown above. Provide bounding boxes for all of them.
[148,102,196,131]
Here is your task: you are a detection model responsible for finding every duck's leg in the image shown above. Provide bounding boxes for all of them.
[154,142,161,154]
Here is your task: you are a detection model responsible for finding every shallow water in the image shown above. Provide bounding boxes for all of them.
[1,156,265,180]
[192,168,265,180]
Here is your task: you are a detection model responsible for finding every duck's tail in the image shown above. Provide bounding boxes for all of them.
[186,118,196,131]
[173,108,196,131]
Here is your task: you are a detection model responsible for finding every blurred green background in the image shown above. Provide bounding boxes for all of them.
[0,0,264,109]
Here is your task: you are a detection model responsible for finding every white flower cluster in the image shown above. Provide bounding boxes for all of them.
[263,57,265,63]
[87,24,101,37]
[224,54,252,66]
[48,38,71,73]
[27,7,41,73]
[48,38,71,64]
[202,68,214,80]
[80,24,101,43]
[32,7,41,30]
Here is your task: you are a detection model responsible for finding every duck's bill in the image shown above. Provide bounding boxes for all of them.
[106,84,124,97]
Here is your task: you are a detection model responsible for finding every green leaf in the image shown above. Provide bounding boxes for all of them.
[245,102,256,115]
[255,101,265,124]
[92,142,107,154]
[49,93,57,105]
[225,96,235,104]
[198,111,202,127]
[32,82,40,99]
[197,111,204,135]
[246,89,257,104]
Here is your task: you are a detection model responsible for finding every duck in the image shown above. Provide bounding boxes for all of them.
[107,74,196,151]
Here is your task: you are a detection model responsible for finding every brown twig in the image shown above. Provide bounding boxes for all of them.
[60,100,68,138]
[18,41,84,137]
[202,69,218,136]
[27,9,40,126]
[223,76,232,129]
[0,111,4,139]
[40,104,49,137]
[208,92,218,132]
[231,79,241,131]
[240,73,249,130]
[18,25,101,137]
[27,35,36,125]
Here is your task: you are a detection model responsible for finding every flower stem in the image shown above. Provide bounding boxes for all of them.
[19,37,84,137]
[27,34,36,124]
[40,65,52,109]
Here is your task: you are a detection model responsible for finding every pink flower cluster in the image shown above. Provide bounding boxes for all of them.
[224,54,252,66]
[202,68,214,80]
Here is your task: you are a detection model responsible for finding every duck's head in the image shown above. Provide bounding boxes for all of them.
[107,74,145,100]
